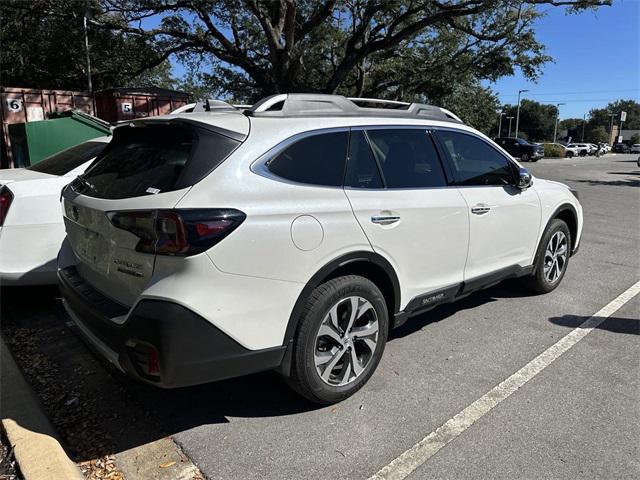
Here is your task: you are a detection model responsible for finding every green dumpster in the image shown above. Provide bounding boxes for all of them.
[8,110,111,168]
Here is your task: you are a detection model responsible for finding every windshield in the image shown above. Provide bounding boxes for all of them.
[27,141,108,176]
[76,123,240,199]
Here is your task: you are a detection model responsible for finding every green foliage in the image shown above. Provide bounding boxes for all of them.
[502,99,557,142]
[543,143,565,158]
[587,125,608,143]
[88,0,610,102]
[0,0,171,91]
[630,133,640,145]
[588,99,640,131]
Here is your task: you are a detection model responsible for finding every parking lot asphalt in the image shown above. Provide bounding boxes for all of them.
[2,154,639,480]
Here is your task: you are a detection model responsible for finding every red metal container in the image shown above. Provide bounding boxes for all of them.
[94,87,190,123]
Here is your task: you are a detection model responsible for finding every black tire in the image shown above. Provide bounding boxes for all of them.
[566,151,574,158]
[521,152,530,162]
[523,219,571,294]
[286,275,388,404]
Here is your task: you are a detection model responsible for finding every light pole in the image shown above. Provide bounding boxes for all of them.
[498,111,506,137]
[514,89,529,139]
[581,114,586,142]
[553,103,565,144]
[83,0,93,92]
[607,112,616,144]
[507,116,514,137]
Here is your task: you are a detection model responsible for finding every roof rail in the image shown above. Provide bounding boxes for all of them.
[244,93,463,124]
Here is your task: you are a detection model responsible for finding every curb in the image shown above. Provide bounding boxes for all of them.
[1,337,83,480]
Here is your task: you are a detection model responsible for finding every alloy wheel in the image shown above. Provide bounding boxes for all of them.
[544,231,568,283]
[314,296,379,386]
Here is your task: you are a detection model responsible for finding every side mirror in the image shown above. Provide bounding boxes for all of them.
[517,167,533,189]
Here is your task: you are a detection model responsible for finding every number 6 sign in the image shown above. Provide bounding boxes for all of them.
[6,98,23,112]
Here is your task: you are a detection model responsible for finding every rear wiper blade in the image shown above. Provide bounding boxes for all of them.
[74,174,96,193]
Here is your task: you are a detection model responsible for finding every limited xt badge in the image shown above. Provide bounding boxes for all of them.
[113,259,143,278]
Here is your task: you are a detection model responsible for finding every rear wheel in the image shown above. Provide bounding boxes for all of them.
[566,151,574,158]
[521,152,530,162]
[523,219,571,294]
[286,275,388,404]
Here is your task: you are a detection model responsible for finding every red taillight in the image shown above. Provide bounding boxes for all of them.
[107,209,245,256]
[0,187,14,226]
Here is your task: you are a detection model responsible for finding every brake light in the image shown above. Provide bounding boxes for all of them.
[0,187,13,226]
[107,209,245,256]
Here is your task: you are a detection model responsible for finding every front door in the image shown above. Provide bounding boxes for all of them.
[434,129,541,281]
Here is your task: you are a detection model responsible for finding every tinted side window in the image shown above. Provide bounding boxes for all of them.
[436,130,515,187]
[345,131,383,189]
[267,132,348,187]
[366,129,447,188]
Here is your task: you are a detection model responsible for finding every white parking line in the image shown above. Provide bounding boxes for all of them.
[369,280,640,480]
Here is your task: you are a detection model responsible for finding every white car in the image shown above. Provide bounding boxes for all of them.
[0,137,110,285]
[58,94,583,404]
[630,144,640,154]
[564,144,581,158]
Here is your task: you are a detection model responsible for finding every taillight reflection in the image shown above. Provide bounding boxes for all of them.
[107,209,245,256]
[0,187,14,226]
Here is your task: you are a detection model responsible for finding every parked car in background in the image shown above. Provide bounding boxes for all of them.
[494,137,544,162]
[612,143,630,153]
[572,143,593,156]
[58,94,583,404]
[630,144,640,154]
[0,137,111,285]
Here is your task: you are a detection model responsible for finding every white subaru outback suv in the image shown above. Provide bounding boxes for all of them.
[59,94,583,404]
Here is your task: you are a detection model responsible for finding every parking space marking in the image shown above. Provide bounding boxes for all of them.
[369,280,640,480]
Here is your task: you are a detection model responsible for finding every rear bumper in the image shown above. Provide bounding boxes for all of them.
[58,266,286,388]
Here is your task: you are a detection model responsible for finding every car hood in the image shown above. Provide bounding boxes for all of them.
[0,168,54,185]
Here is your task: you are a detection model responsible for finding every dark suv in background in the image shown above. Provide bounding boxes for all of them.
[495,137,544,162]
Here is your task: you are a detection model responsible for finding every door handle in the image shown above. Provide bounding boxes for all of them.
[371,215,401,225]
[471,204,491,215]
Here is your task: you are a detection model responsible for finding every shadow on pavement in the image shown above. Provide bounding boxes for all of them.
[548,314,640,335]
[0,278,575,462]
[572,178,640,187]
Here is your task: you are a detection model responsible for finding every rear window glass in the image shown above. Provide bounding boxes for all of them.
[267,132,349,187]
[76,124,240,199]
[28,141,108,176]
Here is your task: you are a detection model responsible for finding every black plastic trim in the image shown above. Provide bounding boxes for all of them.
[395,264,534,327]
[59,267,285,388]
[282,252,400,344]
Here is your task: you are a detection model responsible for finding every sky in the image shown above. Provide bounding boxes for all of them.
[486,0,640,120]
[158,1,639,120]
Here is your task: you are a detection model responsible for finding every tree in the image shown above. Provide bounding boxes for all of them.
[502,99,556,141]
[630,133,640,145]
[586,125,608,143]
[588,99,640,132]
[0,0,173,91]
[89,0,611,102]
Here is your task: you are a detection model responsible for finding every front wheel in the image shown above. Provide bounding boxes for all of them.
[523,219,571,294]
[566,151,574,158]
[286,275,389,404]
[521,153,530,162]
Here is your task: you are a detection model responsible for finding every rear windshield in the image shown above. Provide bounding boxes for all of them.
[76,124,240,199]
[28,141,108,176]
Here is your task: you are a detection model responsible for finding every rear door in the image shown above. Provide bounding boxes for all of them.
[62,120,244,305]
[344,127,469,308]
[433,129,541,281]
